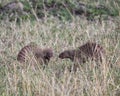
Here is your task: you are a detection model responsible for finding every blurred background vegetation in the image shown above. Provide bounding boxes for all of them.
[0,0,119,22]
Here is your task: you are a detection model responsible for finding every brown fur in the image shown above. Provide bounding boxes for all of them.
[59,42,106,71]
[17,43,53,65]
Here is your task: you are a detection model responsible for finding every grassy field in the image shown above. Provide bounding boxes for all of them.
[0,16,119,96]
[0,1,120,96]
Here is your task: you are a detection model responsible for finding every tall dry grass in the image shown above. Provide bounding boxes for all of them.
[0,9,120,96]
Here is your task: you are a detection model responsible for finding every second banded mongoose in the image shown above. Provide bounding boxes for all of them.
[59,42,106,71]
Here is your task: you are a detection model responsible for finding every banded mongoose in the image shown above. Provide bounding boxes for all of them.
[17,42,53,65]
[59,42,105,64]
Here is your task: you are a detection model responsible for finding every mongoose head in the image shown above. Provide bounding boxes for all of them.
[59,50,75,61]
[42,48,53,63]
